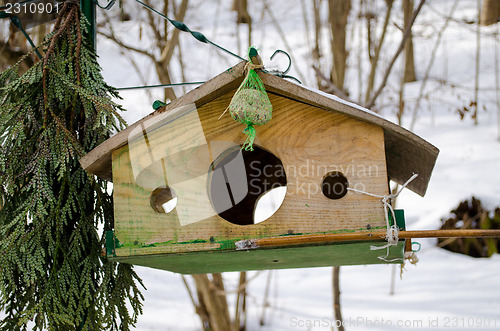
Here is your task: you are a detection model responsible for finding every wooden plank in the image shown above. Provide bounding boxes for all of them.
[111,240,405,274]
[260,73,439,196]
[80,61,438,196]
[235,229,500,250]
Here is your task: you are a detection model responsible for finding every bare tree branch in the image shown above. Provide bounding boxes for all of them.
[159,0,189,64]
[365,0,394,104]
[409,0,459,130]
[261,0,306,82]
[99,31,155,59]
[98,16,156,61]
[473,0,481,125]
[365,0,426,109]
[328,0,351,90]
[144,0,165,51]
[312,65,353,102]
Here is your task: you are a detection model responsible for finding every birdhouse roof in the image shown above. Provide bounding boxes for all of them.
[80,61,438,196]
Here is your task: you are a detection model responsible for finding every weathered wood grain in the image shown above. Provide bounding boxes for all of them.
[112,90,389,257]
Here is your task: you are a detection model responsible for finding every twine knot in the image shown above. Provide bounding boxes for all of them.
[347,174,419,262]
[244,61,264,73]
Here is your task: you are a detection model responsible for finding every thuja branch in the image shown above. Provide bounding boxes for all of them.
[0,2,142,329]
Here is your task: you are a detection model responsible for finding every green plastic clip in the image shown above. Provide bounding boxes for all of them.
[389,209,406,231]
[105,230,116,257]
[152,100,167,110]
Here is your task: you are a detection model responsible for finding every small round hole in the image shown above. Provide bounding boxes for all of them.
[150,186,178,213]
[322,172,349,199]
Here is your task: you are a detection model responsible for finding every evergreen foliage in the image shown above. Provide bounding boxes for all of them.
[0,3,144,330]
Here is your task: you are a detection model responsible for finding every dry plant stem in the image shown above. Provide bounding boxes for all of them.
[259,271,272,326]
[75,10,82,84]
[365,0,426,109]
[166,0,172,41]
[332,266,345,331]
[99,28,155,60]
[210,271,263,296]
[159,0,189,64]
[120,47,154,100]
[390,264,397,295]
[181,275,198,309]
[143,0,164,50]
[357,0,364,102]
[312,0,322,88]
[242,279,248,330]
[181,273,207,331]
[364,0,394,104]
[397,61,405,124]
[156,0,189,101]
[100,0,189,101]
[177,40,187,95]
[409,0,459,131]
[474,0,481,125]
[236,17,241,56]
[234,272,246,331]
[261,0,306,82]
[248,11,252,48]
[366,0,373,63]
[300,0,311,56]
[242,229,500,249]
[496,25,500,141]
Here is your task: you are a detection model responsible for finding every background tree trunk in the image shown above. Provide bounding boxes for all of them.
[403,0,417,83]
[233,0,252,24]
[328,0,351,91]
[480,0,500,26]
[192,274,232,331]
[232,0,252,51]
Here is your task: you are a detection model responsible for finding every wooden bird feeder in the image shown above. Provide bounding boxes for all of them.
[80,61,439,274]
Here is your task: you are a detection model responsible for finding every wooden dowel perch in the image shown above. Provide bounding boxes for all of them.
[235,229,500,250]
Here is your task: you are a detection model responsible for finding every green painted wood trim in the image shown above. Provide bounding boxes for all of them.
[113,225,388,256]
[389,209,406,230]
[110,240,405,274]
[106,230,116,257]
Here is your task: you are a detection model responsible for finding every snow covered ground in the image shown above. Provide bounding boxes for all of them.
[94,0,500,330]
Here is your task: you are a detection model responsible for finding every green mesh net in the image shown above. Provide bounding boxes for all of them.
[227,49,272,151]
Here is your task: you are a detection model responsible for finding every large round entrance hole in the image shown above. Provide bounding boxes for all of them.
[208,146,287,225]
[150,186,178,214]
[322,171,349,199]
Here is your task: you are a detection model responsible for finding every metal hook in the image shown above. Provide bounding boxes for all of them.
[270,49,291,75]
[279,74,301,84]
[93,0,115,10]
[265,49,302,84]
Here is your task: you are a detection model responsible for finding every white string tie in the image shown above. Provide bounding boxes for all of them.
[347,174,419,262]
